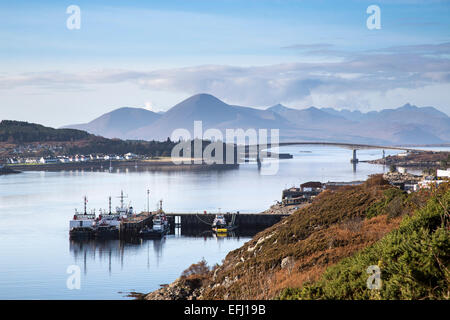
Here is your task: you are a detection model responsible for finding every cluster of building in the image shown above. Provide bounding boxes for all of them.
[281,169,450,207]
[383,168,450,192]
[281,182,323,206]
[280,181,365,206]
[6,152,140,165]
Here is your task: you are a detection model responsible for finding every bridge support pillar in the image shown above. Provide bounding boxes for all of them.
[350,149,359,164]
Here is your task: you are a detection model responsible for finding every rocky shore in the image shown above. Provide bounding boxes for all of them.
[143,277,206,300]
[260,202,309,214]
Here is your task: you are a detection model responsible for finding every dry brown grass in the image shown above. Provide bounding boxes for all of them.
[200,176,414,300]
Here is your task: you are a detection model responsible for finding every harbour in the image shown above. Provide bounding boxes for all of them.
[70,194,288,240]
[0,145,405,299]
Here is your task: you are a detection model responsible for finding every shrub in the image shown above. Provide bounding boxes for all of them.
[366,188,406,219]
[181,258,210,279]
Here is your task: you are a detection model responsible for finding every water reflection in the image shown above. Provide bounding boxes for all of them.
[70,238,167,274]
[69,230,256,276]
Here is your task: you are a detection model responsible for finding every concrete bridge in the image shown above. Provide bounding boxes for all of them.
[242,141,419,165]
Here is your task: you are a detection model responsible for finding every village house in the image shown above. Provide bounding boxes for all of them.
[39,157,58,164]
[124,152,138,160]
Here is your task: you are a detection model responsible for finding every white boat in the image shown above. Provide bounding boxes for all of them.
[69,197,96,238]
[94,191,134,238]
[212,214,227,229]
[212,214,238,233]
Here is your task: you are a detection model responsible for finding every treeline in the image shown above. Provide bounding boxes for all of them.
[67,137,177,157]
[0,120,90,143]
[68,138,231,158]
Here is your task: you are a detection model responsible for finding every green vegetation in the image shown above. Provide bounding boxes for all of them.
[279,184,449,300]
[65,137,176,157]
[0,120,90,143]
[366,188,407,219]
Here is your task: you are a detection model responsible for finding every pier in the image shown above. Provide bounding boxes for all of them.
[119,212,154,238]
[167,212,287,228]
[118,212,288,238]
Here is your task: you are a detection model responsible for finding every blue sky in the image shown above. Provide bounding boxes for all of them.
[0,0,450,126]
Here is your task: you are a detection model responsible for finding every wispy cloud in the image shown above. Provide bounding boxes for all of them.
[1,43,449,106]
[281,43,335,50]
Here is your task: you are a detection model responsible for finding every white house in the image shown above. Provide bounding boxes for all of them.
[124,152,138,160]
[25,158,38,164]
[39,157,58,164]
[437,168,450,178]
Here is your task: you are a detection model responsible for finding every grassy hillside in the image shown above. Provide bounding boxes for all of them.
[144,175,448,300]
[280,183,449,300]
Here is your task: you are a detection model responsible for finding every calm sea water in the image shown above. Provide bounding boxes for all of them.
[0,146,402,299]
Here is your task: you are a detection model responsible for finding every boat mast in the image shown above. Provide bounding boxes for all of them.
[109,196,112,214]
[84,196,87,215]
[147,189,150,213]
[117,190,128,209]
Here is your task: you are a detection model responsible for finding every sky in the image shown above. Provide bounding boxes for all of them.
[0,0,450,127]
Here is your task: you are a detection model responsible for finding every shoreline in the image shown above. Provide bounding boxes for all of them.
[6,160,239,172]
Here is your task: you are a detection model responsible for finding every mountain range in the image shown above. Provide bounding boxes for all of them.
[64,94,450,145]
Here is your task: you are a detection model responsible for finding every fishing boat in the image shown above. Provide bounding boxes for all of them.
[212,214,227,233]
[140,200,169,238]
[94,212,121,238]
[69,197,96,239]
[212,213,238,234]
[94,191,134,238]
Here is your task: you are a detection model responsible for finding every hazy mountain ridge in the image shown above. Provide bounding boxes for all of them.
[63,94,450,144]
[64,107,161,139]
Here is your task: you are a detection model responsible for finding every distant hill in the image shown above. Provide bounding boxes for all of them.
[63,95,450,144]
[318,103,449,144]
[266,104,352,129]
[127,94,296,141]
[63,107,161,139]
[0,120,91,143]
